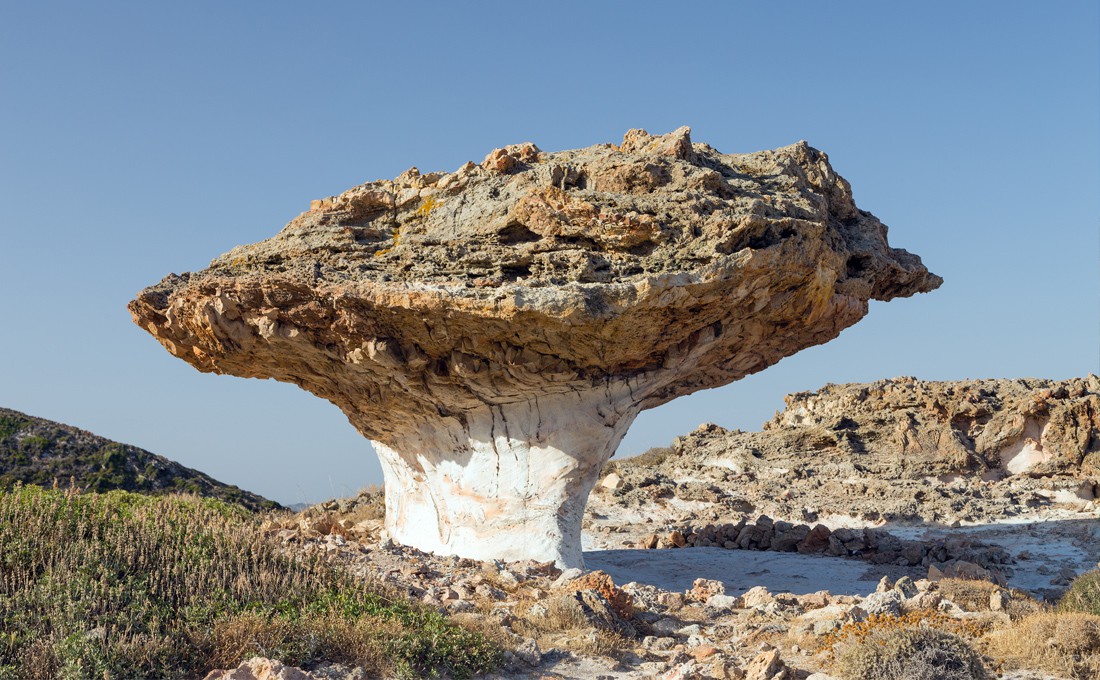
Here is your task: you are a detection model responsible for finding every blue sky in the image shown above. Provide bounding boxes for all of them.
[1,2,1097,505]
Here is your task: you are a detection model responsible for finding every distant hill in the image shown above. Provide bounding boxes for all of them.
[0,407,279,511]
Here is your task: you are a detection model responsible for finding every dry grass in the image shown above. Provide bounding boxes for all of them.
[0,483,499,679]
[343,484,385,522]
[627,446,676,468]
[936,578,1043,619]
[1059,569,1100,615]
[818,610,991,670]
[831,625,990,680]
[509,596,635,659]
[983,611,1100,679]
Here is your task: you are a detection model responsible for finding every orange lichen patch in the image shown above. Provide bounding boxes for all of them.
[820,611,990,661]
[416,196,441,217]
[565,570,634,620]
[373,227,402,258]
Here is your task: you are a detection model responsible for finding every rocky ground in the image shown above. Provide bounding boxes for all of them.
[209,376,1100,679]
[232,491,1091,680]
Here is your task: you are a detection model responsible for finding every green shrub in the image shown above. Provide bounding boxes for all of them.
[0,484,499,679]
[0,415,26,440]
[1059,569,1100,616]
[833,626,989,680]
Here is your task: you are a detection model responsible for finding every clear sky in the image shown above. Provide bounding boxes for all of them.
[1,2,1097,506]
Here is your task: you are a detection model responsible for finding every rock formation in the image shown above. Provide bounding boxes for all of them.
[129,127,939,567]
[599,376,1100,526]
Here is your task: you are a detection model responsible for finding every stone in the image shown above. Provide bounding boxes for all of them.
[552,567,583,588]
[990,588,1010,611]
[202,657,320,680]
[744,649,788,680]
[597,376,1100,537]
[662,659,700,680]
[928,559,1002,584]
[769,524,810,552]
[861,590,903,616]
[600,473,624,491]
[796,524,832,554]
[797,591,830,610]
[650,617,683,636]
[514,637,542,666]
[741,586,775,609]
[677,624,703,637]
[690,578,726,602]
[706,594,743,611]
[130,127,939,568]
[566,570,634,619]
[692,644,720,661]
[550,589,636,637]
[659,591,687,609]
[893,576,918,598]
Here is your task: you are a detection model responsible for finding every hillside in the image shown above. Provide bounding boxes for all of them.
[0,407,278,511]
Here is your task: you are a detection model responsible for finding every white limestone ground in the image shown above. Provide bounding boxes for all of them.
[885,512,1100,600]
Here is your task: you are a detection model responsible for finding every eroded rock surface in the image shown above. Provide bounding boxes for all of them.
[598,376,1100,528]
[130,127,939,567]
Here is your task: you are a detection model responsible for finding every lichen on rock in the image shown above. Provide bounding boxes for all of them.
[129,127,940,567]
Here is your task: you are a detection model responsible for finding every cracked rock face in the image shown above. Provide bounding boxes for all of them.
[129,127,940,567]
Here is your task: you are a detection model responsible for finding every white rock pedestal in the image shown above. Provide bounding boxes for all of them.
[373,386,638,569]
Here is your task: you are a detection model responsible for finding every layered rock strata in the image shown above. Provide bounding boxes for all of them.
[129,127,939,567]
[600,376,1100,526]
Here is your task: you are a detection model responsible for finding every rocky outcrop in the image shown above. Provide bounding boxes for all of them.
[767,376,1100,478]
[600,376,1100,526]
[130,127,938,567]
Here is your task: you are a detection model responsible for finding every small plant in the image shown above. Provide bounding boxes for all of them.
[822,611,988,659]
[0,414,27,440]
[1059,569,1100,615]
[0,484,499,679]
[983,611,1100,679]
[832,626,989,680]
[630,446,675,467]
[936,577,1041,618]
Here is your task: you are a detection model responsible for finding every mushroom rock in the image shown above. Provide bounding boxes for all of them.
[129,127,941,568]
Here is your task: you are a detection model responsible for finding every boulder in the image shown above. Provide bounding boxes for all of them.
[689,578,726,602]
[549,589,636,637]
[202,658,319,680]
[744,649,789,680]
[566,569,634,619]
[130,127,939,567]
